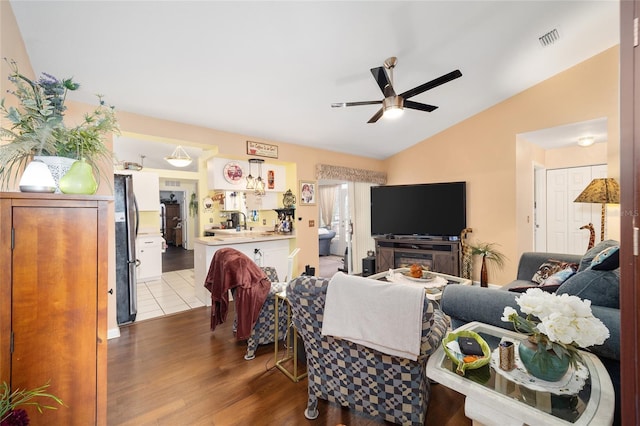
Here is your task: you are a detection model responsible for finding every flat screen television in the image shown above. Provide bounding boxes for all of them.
[370,181,466,238]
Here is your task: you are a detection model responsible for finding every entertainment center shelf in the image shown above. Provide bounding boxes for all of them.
[374,237,460,277]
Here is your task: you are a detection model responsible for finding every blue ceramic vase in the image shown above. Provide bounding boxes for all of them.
[518,337,570,382]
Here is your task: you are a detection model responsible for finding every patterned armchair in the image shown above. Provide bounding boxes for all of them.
[287,275,449,425]
[243,266,288,360]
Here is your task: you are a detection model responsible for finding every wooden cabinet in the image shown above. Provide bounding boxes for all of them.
[0,193,109,426]
[374,237,460,276]
[163,203,181,246]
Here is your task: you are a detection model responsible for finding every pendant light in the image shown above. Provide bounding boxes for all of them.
[246,159,256,190]
[247,158,265,196]
[165,145,192,167]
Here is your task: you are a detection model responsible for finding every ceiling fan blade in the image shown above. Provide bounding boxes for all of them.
[367,108,384,123]
[331,100,382,108]
[370,67,396,97]
[399,69,462,100]
[404,100,438,112]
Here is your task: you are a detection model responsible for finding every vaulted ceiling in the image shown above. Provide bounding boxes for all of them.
[10,1,619,162]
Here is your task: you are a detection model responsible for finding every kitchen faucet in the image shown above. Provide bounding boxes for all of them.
[238,212,247,230]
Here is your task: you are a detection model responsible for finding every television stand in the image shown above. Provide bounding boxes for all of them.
[374,237,460,276]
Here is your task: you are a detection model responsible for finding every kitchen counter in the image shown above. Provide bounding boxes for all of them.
[196,231,295,245]
[194,231,295,305]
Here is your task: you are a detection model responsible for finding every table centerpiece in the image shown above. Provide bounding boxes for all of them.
[501,288,609,381]
[0,59,119,193]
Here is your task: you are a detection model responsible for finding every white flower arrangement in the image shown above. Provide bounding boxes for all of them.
[501,288,610,367]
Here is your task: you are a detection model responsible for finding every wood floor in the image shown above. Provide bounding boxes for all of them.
[107,305,470,426]
[162,245,194,273]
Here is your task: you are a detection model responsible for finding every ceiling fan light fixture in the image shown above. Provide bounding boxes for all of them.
[383,96,404,119]
[165,145,192,167]
[577,136,595,147]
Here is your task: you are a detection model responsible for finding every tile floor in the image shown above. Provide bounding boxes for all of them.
[136,269,205,321]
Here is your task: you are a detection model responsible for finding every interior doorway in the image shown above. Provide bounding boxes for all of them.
[318,181,349,278]
[534,164,607,254]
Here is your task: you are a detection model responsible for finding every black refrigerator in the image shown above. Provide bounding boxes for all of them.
[114,174,138,325]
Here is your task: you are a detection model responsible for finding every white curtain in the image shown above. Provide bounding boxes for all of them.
[349,181,376,274]
[319,185,339,228]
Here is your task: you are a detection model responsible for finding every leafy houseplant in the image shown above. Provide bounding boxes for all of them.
[470,241,506,287]
[1,381,63,425]
[0,59,119,191]
[502,288,609,381]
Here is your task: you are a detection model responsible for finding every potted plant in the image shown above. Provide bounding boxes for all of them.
[470,241,506,287]
[1,381,63,425]
[0,59,119,192]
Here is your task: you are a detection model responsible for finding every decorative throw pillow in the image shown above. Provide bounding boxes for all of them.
[510,265,577,294]
[590,246,620,271]
[556,268,620,309]
[508,283,560,294]
[531,260,577,284]
[578,239,619,271]
[541,265,577,286]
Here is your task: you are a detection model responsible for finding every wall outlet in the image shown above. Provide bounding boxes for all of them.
[209,218,213,223]
[262,219,266,225]
[309,220,315,227]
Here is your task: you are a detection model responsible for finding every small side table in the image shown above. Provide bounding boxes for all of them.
[427,321,615,426]
[274,291,307,382]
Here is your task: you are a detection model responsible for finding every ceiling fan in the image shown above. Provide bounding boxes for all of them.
[331,57,462,123]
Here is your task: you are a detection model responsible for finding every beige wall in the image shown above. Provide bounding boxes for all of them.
[115,109,386,276]
[385,47,619,285]
[2,2,620,321]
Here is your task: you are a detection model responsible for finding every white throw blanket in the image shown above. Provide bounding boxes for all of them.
[321,272,425,360]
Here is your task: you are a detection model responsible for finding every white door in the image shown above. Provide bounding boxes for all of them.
[546,165,606,254]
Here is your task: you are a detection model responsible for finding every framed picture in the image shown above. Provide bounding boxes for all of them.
[247,140,278,159]
[299,180,316,205]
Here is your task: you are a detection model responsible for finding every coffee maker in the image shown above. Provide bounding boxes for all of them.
[230,212,240,229]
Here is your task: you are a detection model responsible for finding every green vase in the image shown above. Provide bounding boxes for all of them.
[59,158,98,195]
[518,337,570,382]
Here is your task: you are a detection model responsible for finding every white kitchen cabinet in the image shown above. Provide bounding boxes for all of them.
[136,235,163,282]
[246,192,278,210]
[131,171,160,211]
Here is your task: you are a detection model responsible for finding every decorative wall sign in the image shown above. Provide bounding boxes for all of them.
[247,141,278,159]
[223,161,243,185]
[267,170,275,189]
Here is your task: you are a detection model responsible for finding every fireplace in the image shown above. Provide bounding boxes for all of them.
[394,251,433,270]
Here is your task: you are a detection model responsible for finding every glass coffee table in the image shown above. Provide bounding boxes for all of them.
[367,268,472,301]
[426,322,615,426]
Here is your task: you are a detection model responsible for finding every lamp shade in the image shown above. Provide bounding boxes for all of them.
[164,145,192,167]
[573,178,620,204]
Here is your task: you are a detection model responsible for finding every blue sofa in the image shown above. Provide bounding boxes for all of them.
[441,240,620,424]
[318,228,336,256]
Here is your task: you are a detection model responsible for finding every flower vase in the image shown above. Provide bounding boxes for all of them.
[58,158,98,195]
[34,155,76,193]
[480,255,488,287]
[518,337,570,382]
[19,159,57,193]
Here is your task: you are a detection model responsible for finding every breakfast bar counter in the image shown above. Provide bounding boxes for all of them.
[193,231,295,306]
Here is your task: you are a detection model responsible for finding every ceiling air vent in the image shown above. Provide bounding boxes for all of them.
[539,29,559,47]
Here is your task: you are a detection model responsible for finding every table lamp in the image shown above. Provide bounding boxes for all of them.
[574,178,620,241]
